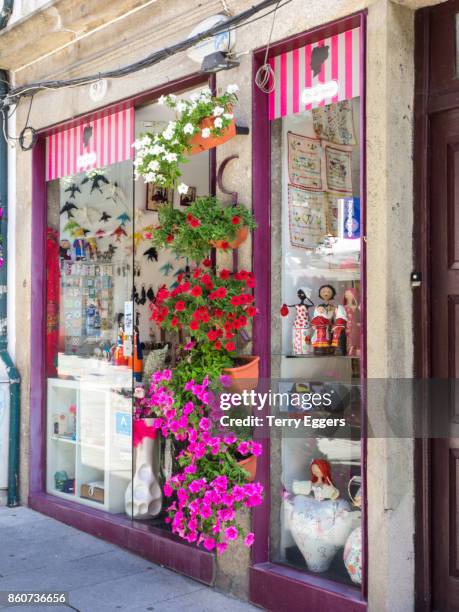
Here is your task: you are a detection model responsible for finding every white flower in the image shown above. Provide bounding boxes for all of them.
[164,152,178,162]
[176,101,187,113]
[190,93,200,103]
[213,105,224,117]
[150,144,165,155]
[158,95,167,105]
[148,160,160,171]
[183,123,194,135]
[201,127,211,139]
[201,87,212,97]
[145,172,156,183]
[178,183,189,195]
[226,84,239,94]
[162,128,174,141]
[168,94,177,102]
[223,112,233,120]
[214,117,223,129]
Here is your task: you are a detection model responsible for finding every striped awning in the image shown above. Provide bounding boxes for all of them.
[268,27,361,120]
[46,103,134,181]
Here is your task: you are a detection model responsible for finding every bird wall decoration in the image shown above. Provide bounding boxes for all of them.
[81,172,109,194]
[143,247,158,262]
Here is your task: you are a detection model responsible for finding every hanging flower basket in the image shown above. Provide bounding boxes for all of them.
[223,356,260,393]
[237,454,257,482]
[189,116,236,155]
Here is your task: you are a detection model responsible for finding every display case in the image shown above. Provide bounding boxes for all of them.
[268,90,363,587]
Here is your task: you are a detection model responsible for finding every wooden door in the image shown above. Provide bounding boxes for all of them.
[430,108,459,612]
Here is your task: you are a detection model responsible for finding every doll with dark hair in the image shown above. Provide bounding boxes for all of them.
[280,288,314,355]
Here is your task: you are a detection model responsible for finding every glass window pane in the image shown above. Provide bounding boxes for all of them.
[270,98,363,588]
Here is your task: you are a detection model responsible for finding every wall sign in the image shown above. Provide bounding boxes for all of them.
[268,27,360,120]
[45,103,134,181]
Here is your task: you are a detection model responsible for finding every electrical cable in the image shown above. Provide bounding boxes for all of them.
[255,0,280,93]
[1,0,293,107]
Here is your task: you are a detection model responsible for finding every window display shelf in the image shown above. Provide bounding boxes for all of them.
[46,378,132,514]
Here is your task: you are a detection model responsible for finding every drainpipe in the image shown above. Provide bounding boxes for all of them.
[0,69,20,507]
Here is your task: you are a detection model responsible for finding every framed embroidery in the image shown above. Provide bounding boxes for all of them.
[288,185,326,250]
[287,132,322,191]
[324,143,353,193]
[312,100,356,145]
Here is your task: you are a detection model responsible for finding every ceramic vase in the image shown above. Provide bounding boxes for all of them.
[285,496,356,573]
[344,526,362,585]
[125,420,162,519]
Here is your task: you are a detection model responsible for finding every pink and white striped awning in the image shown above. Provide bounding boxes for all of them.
[45,103,134,181]
[268,27,361,120]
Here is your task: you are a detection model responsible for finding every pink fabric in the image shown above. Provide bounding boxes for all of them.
[133,419,157,447]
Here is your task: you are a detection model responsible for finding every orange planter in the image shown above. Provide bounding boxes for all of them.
[189,116,236,155]
[237,454,257,482]
[223,356,260,393]
[211,226,249,250]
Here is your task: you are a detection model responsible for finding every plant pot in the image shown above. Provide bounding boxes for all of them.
[237,454,257,482]
[189,117,236,155]
[223,355,260,392]
[211,226,249,250]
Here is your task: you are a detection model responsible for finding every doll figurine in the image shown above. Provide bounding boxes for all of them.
[311,304,332,354]
[332,304,348,355]
[280,288,314,355]
[318,284,336,317]
[343,288,361,357]
[292,459,340,501]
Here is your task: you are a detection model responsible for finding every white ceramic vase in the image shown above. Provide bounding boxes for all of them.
[125,421,162,520]
[286,496,357,573]
[344,526,362,585]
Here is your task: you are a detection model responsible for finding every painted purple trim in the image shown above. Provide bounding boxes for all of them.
[30,139,47,495]
[250,564,366,612]
[250,9,368,604]
[29,492,214,585]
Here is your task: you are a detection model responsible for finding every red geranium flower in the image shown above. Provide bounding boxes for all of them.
[225,341,236,352]
[225,331,235,339]
[246,306,257,317]
[190,320,199,331]
[214,341,222,350]
[220,241,230,249]
[231,296,241,306]
[201,274,212,285]
[216,287,227,298]
[191,285,202,297]
[166,235,174,243]
[246,278,255,288]
[187,214,201,228]
[171,316,179,327]
[193,268,202,279]
[175,301,186,312]
[224,322,233,331]
[181,281,190,292]
[231,215,241,225]
[214,309,224,318]
[202,258,212,267]
[219,269,231,280]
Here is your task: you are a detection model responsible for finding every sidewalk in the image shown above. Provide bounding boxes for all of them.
[0,506,260,611]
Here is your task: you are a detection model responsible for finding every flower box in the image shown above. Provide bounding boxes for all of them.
[189,116,236,155]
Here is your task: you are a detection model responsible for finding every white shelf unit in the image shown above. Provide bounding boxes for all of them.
[46,377,133,513]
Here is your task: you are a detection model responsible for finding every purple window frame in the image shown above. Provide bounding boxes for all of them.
[29,72,218,585]
[249,11,368,611]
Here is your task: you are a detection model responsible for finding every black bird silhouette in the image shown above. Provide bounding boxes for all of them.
[60,201,79,218]
[99,211,112,223]
[64,183,81,199]
[143,247,158,262]
[146,287,155,302]
[81,173,109,194]
[81,228,90,236]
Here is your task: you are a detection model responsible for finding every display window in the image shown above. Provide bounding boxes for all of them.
[44,88,210,519]
[251,15,366,608]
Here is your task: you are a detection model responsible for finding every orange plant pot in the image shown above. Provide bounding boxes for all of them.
[211,226,249,250]
[223,355,260,393]
[189,116,236,155]
[237,454,257,482]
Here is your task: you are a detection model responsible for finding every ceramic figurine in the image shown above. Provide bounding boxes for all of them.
[343,288,361,357]
[318,284,336,317]
[343,475,362,584]
[332,304,348,355]
[286,459,357,573]
[310,304,332,354]
[280,289,314,355]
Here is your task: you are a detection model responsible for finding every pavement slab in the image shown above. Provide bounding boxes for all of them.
[0,506,260,612]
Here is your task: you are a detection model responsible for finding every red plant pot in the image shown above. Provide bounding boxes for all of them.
[211,226,249,250]
[237,454,257,482]
[223,355,260,393]
[189,116,236,155]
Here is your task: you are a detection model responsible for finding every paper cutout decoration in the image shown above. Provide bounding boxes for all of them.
[287,132,322,191]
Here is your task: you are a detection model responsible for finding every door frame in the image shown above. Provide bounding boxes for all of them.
[413,1,459,609]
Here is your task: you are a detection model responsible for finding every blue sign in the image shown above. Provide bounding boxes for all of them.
[115,412,131,437]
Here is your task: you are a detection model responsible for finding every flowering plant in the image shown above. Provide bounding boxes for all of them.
[150,261,256,350]
[137,369,263,551]
[151,196,256,261]
[133,85,239,191]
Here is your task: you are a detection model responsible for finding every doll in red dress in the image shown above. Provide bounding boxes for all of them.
[311,304,331,354]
